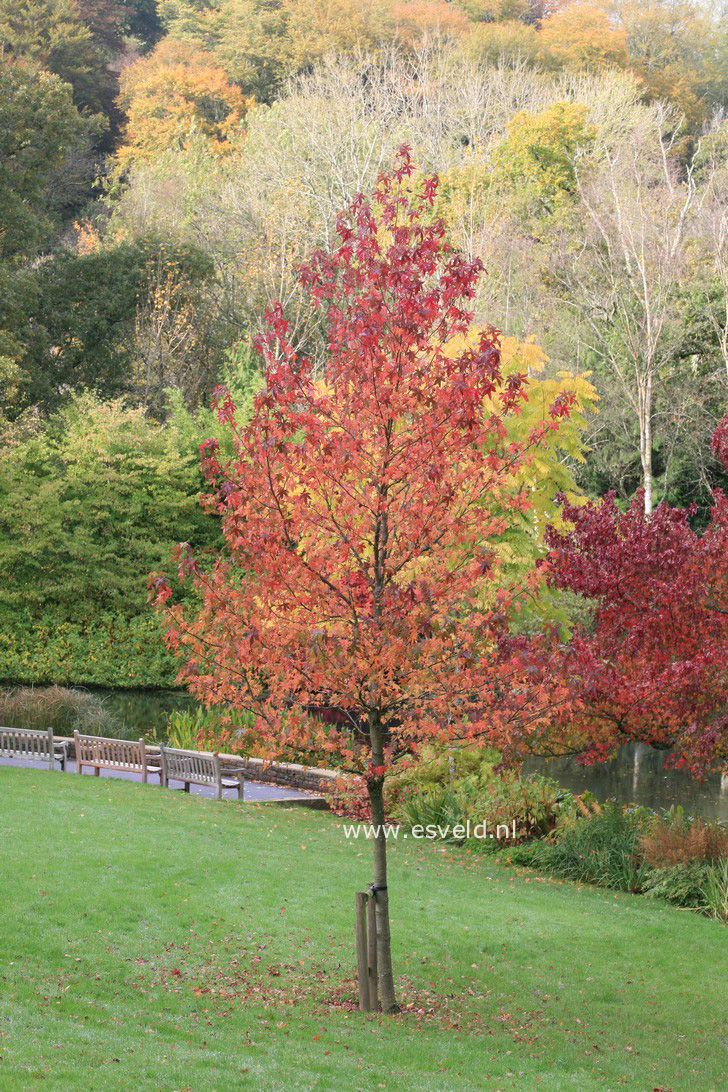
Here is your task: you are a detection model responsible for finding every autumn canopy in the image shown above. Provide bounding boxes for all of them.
[153,148,578,768]
[152,147,581,1010]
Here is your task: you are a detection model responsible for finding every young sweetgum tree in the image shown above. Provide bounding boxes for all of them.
[152,149,574,1013]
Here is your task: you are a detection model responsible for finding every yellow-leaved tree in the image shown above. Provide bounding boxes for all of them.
[538,3,628,73]
[116,39,248,168]
[446,332,599,634]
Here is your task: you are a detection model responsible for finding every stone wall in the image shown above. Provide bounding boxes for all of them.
[217,753,341,792]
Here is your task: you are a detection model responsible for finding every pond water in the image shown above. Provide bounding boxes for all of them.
[92,687,195,739]
[524,743,728,822]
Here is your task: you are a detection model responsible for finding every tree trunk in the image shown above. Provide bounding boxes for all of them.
[366,714,399,1013]
[639,375,654,516]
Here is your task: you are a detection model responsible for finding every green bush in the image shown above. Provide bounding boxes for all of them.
[386,745,499,811]
[482,771,570,840]
[506,841,546,867]
[0,612,181,689]
[513,803,652,892]
[396,772,567,848]
[642,863,710,909]
[641,860,728,921]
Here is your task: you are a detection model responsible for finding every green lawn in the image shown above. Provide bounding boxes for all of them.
[1,768,726,1090]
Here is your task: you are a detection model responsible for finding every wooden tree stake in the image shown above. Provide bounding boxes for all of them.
[355,892,370,1011]
[367,890,379,1011]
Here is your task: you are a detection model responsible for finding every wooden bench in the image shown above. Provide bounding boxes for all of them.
[0,726,68,770]
[73,731,162,784]
[159,745,244,800]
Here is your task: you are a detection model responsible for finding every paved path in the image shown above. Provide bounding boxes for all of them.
[0,756,322,805]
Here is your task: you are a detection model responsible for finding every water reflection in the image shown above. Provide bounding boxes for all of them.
[523,743,727,821]
[91,687,195,739]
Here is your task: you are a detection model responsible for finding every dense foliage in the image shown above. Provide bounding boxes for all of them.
[154,152,578,761]
[0,396,221,686]
[539,414,728,775]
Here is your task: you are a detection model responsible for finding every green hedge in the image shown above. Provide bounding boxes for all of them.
[0,394,226,689]
[0,611,179,689]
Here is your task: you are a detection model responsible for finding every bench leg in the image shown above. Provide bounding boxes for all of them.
[94,767,100,777]
[183,782,190,792]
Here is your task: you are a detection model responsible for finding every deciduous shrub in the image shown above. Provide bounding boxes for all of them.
[0,614,180,689]
[481,772,569,841]
[642,863,710,909]
[385,745,499,812]
[0,395,222,688]
[642,859,728,920]
[639,808,728,866]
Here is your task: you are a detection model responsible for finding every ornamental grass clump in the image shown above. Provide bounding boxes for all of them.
[0,684,123,738]
[639,807,728,867]
[512,802,652,892]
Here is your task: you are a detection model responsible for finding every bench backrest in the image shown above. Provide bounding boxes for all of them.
[0,726,55,768]
[160,745,220,787]
[74,732,147,773]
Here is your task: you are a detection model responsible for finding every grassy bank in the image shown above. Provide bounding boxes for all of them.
[1,768,726,1090]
